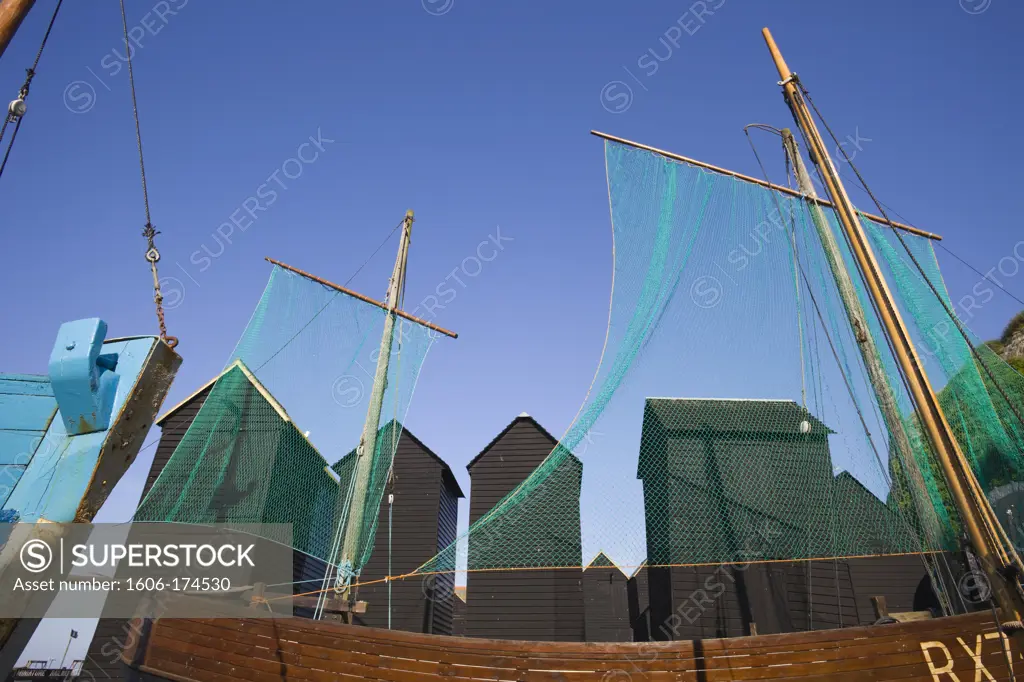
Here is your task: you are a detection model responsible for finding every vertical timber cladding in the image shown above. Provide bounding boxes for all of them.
[627,563,651,642]
[452,588,467,636]
[349,427,464,635]
[640,398,934,640]
[83,377,466,679]
[465,414,585,642]
[583,553,633,642]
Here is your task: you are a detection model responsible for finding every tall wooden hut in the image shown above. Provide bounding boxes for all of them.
[82,369,462,680]
[638,397,936,640]
[333,423,464,635]
[83,362,336,680]
[582,552,632,642]
[464,413,585,641]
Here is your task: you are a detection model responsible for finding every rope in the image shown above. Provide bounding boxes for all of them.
[744,124,807,407]
[746,127,955,616]
[118,0,177,350]
[0,0,63,182]
[789,79,1024,587]
[798,82,1024,439]
[264,550,954,605]
[834,160,1024,311]
[253,219,405,374]
[936,242,1024,309]
[787,119,965,615]
[315,217,413,619]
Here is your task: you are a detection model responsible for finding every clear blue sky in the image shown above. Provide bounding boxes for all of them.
[4,0,1023,665]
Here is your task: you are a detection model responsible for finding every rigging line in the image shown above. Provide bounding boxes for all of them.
[935,242,1024,309]
[317,228,410,618]
[0,116,23,178]
[797,82,1024,440]
[744,124,807,407]
[253,219,405,375]
[791,89,1018,576]
[745,128,906,518]
[744,127,948,606]
[0,0,64,181]
[117,0,176,349]
[836,171,1024,309]
[789,117,973,590]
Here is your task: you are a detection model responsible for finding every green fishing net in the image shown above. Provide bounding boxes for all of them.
[418,140,1023,582]
[135,264,436,568]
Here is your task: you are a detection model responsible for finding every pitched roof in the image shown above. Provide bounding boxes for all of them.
[154,359,324,463]
[584,551,630,577]
[332,419,464,498]
[644,398,833,436]
[155,360,287,426]
[466,413,577,470]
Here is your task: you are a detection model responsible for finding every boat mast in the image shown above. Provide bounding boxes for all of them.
[780,130,946,555]
[0,0,36,60]
[335,209,414,603]
[763,27,1024,619]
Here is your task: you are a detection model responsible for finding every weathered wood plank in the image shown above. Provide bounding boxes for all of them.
[0,394,57,431]
[0,374,52,394]
[154,618,697,674]
[0,464,25,506]
[0,431,42,464]
[131,611,1020,682]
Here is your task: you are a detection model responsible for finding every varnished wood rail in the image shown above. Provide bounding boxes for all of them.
[124,611,1022,681]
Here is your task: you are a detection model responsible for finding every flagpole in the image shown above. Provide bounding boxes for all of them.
[58,629,75,669]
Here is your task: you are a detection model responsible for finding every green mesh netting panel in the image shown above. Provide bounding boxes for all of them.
[136,264,435,568]
[856,217,1024,546]
[418,141,954,580]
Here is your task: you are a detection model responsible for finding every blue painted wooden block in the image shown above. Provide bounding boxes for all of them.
[48,318,120,436]
[2,321,181,524]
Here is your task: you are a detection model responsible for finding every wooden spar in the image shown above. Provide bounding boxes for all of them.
[781,128,948,611]
[330,210,415,619]
[763,27,1024,620]
[265,257,458,339]
[0,0,36,60]
[590,129,942,241]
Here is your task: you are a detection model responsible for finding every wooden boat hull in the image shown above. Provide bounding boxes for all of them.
[124,611,1020,681]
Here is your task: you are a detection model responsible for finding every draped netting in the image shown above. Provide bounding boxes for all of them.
[415,140,1024,584]
[135,264,436,570]
[857,218,1024,546]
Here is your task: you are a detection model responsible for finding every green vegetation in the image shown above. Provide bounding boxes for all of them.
[889,310,1024,548]
[1001,311,1024,345]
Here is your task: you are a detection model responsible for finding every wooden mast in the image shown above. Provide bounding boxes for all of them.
[0,0,36,60]
[763,27,1024,619]
[780,129,947,571]
[332,209,415,614]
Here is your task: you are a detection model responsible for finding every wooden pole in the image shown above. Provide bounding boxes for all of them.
[0,0,35,61]
[589,130,942,241]
[265,257,458,339]
[781,130,946,551]
[763,27,1023,619]
[332,210,415,616]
